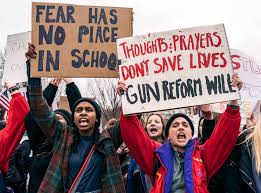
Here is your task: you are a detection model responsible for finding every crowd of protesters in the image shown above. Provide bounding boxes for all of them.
[0,43,260,193]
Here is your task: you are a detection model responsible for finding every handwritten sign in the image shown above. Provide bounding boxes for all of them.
[3,32,30,84]
[212,49,261,124]
[31,2,133,78]
[117,24,239,114]
[231,48,261,110]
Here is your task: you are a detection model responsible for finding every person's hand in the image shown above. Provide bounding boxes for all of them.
[199,104,213,120]
[25,43,36,61]
[117,80,127,96]
[231,72,243,91]
[246,113,256,128]
[117,143,129,155]
[4,82,19,94]
[4,82,16,89]
[62,78,73,84]
[49,78,61,86]
[229,73,243,105]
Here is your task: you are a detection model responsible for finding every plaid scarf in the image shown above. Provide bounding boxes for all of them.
[29,85,125,193]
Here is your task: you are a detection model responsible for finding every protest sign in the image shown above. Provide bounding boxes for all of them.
[252,100,261,120]
[31,2,133,78]
[231,48,261,112]
[117,24,240,115]
[212,49,261,124]
[2,32,30,84]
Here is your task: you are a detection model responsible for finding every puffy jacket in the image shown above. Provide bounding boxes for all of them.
[0,93,29,173]
[120,106,240,193]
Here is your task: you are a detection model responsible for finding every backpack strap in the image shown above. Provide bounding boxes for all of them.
[68,144,96,193]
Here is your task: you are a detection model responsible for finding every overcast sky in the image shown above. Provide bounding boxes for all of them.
[1,0,261,63]
[0,0,260,93]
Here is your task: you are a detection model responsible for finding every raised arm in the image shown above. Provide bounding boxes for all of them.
[202,73,242,179]
[118,80,158,179]
[28,72,63,141]
[63,78,82,112]
[25,79,60,151]
[26,45,62,141]
[120,113,158,179]
[43,78,60,107]
[107,120,122,149]
[199,104,216,144]
[24,112,48,153]
[0,91,29,172]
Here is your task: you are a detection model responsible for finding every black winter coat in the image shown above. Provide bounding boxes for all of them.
[202,119,257,193]
[4,140,31,193]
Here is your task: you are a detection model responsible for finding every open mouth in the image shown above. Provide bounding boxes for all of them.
[150,127,158,134]
[177,132,186,140]
[79,118,89,127]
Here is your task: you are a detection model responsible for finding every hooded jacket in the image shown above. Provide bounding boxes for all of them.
[120,106,240,193]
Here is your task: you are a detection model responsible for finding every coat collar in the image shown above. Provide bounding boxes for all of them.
[184,138,196,193]
[155,139,197,193]
[155,141,174,193]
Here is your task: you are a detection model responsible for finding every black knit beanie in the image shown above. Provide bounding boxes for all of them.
[72,98,101,129]
[54,109,73,127]
[165,113,194,137]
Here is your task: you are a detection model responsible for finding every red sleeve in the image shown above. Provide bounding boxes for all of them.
[202,105,240,179]
[0,93,29,172]
[120,112,159,179]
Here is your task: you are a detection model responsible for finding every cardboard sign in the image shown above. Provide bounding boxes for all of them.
[117,24,240,115]
[31,2,133,78]
[2,32,31,84]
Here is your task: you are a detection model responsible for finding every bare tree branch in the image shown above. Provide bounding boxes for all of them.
[88,78,121,123]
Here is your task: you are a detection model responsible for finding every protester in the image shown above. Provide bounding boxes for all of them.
[126,113,165,193]
[198,103,260,193]
[118,73,242,193]
[198,105,243,193]
[26,44,125,193]
[240,105,261,193]
[0,83,29,192]
[3,140,31,193]
[104,118,130,178]
[144,113,165,144]
[26,77,80,193]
